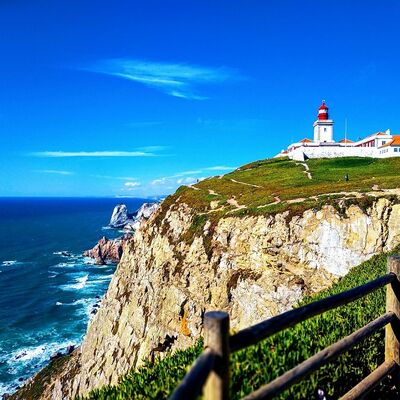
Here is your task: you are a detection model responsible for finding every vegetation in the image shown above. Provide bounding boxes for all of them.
[10,354,73,400]
[80,249,398,399]
[155,157,400,222]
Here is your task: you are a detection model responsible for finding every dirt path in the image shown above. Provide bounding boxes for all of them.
[256,188,400,209]
[187,185,201,191]
[295,162,312,180]
[226,197,247,213]
[257,196,281,208]
[230,178,262,188]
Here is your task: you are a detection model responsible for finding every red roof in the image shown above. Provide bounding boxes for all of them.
[319,101,328,110]
[380,135,400,148]
[299,138,313,143]
[339,139,354,143]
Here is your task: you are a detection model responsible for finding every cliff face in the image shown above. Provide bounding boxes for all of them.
[39,194,400,399]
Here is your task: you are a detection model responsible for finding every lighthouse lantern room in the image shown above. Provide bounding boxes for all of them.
[313,101,334,143]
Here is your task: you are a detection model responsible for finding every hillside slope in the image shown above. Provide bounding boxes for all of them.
[80,250,397,399]
[13,157,400,399]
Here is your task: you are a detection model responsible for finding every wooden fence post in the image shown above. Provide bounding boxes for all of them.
[385,255,400,385]
[204,311,230,400]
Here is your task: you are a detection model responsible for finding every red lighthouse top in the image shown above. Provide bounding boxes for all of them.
[318,101,329,120]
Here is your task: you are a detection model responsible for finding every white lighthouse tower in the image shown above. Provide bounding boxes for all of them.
[313,101,334,143]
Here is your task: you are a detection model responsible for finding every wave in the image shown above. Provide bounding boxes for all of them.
[1,260,19,267]
[2,340,77,395]
[54,262,77,268]
[62,274,89,290]
[83,257,96,265]
[10,345,46,363]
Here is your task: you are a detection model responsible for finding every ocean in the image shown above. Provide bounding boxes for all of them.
[0,197,147,396]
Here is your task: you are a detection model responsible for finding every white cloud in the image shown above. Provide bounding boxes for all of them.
[204,166,237,171]
[151,177,168,186]
[150,166,235,187]
[31,151,155,158]
[86,59,241,99]
[176,177,198,185]
[124,181,141,187]
[37,169,74,175]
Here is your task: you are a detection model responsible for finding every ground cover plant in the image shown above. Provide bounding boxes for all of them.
[79,249,398,399]
[155,157,400,221]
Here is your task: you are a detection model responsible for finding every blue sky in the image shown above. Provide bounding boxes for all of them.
[1,1,400,197]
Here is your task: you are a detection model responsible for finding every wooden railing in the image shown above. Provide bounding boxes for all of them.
[169,255,400,400]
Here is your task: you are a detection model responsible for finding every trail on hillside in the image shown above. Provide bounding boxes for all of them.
[295,162,312,179]
[229,179,262,188]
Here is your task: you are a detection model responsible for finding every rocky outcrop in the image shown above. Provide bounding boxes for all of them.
[109,202,159,231]
[36,195,400,399]
[109,204,130,228]
[123,202,159,233]
[84,203,160,264]
[83,236,126,265]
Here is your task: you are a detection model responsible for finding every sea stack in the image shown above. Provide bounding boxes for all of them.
[109,204,130,228]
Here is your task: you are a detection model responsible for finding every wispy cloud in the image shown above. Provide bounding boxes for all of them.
[36,169,74,175]
[85,59,241,99]
[124,181,141,187]
[123,181,141,191]
[150,165,235,187]
[204,166,237,171]
[176,177,204,185]
[31,151,155,158]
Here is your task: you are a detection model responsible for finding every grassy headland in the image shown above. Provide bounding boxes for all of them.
[159,157,400,219]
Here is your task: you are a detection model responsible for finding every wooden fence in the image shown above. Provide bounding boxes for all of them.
[169,255,400,400]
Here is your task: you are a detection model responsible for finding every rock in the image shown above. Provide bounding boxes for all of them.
[122,220,140,233]
[66,346,75,355]
[135,202,159,220]
[123,203,159,233]
[83,237,125,265]
[109,204,130,228]
[50,352,62,361]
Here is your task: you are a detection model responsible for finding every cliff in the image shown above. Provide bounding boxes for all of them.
[13,157,400,399]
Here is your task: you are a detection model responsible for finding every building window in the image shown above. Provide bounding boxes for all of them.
[395,148,398,152]
[382,141,386,145]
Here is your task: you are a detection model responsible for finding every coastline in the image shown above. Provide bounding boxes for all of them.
[0,198,149,397]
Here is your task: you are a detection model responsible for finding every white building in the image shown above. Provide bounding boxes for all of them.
[275,101,400,161]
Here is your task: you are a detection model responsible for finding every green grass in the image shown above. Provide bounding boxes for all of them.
[79,249,398,400]
[155,157,400,221]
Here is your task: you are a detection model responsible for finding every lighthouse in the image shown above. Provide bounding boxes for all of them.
[313,101,334,143]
